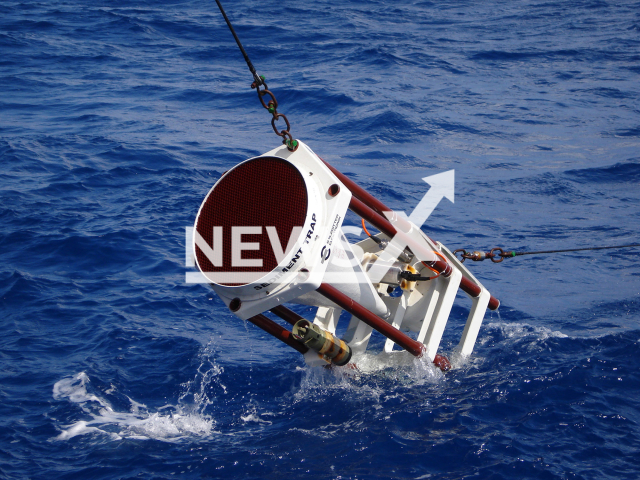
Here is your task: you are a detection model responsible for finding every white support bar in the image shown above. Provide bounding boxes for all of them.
[313,307,341,335]
[415,280,443,344]
[458,286,491,356]
[342,315,374,354]
[436,242,491,358]
[383,290,410,352]
[418,268,463,361]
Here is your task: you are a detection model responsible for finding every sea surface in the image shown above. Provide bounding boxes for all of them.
[1,0,640,479]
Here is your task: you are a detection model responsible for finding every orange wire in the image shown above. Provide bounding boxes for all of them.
[421,251,448,277]
[361,218,372,237]
[433,251,447,263]
[421,262,441,276]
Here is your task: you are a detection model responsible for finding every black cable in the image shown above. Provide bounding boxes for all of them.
[214,0,261,86]
[398,271,437,282]
[515,243,640,256]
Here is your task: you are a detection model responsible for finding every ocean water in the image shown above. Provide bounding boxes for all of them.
[1,0,640,478]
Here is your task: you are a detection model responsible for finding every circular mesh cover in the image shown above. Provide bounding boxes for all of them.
[195,156,308,286]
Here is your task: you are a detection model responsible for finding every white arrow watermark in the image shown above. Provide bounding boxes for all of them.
[395,170,455,227]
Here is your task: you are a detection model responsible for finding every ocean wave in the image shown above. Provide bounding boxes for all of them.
[319,110,433,144]
[564,160,640,184]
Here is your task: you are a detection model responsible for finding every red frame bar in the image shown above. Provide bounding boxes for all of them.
[273,301,450,370]
[270,305,302,326]
[323,160,391,218]
[247,314,309,354]
[317,283,425,357]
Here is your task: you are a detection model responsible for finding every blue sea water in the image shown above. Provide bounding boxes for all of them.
[1,0,640,478]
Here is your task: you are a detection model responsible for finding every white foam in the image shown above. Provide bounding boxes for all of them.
[484,321,568,342]
[240,413,272,424]
[353,351,445,383]
[292,350,445,405]
[53,372,113,412]
[52,372,215,443]
[54,421,116,441]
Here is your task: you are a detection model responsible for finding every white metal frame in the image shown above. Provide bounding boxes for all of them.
[309,234,492,362]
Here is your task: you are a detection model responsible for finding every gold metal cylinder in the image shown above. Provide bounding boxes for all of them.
[292,320,352,366]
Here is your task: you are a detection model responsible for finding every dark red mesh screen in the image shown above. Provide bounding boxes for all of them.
[195,156,308,286]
